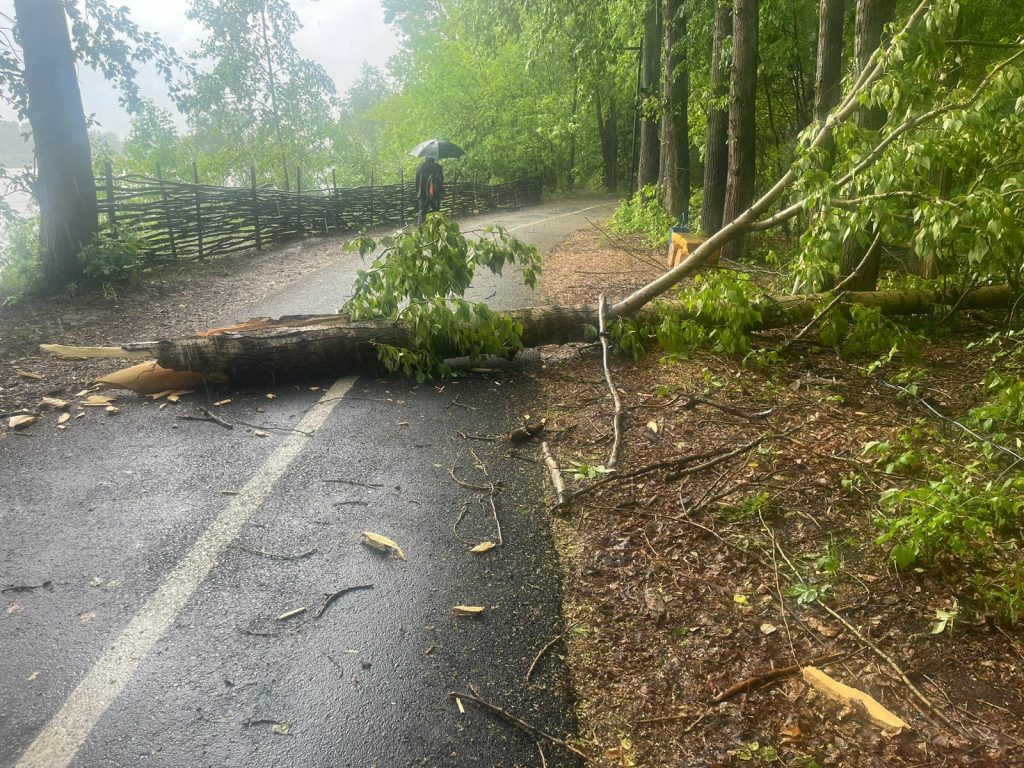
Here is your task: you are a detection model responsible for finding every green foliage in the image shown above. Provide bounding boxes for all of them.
[342,215,540,380]
[873,375,1024,622]
[79,229,146,287]
[567,460,615,481]
[608,185,674,246]
[0,215,42,302]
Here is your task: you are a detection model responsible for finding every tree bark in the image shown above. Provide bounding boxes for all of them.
[701,0,733,236]
[596,88,618,192]
[659,1,691,219]
[720,0,760,262]
[813,0,846,124]
[60,285,1017,381]
[15,0,98,287]
[837,0,897,289]
[637,0,662,189]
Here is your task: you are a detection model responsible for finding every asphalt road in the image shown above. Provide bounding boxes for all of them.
[0,197,616,768]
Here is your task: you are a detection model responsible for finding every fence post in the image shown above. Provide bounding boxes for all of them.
[369,171,375,228]
[104,160,117,232]
[399,168,405,226]
[192,159,204,259]
[295,167,302,236]
[251,165,262,251]
[331,168,340,233]
[451,170,457,217]
[156,163,177,260]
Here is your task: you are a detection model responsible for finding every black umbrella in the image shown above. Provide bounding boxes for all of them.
[408,139,465,159]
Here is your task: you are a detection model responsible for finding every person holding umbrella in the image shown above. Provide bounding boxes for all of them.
[410,139,464,225]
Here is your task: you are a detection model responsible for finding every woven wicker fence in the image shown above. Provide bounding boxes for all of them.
[96,163,543,263]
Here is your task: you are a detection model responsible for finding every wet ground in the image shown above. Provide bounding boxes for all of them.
[0,197,616,768]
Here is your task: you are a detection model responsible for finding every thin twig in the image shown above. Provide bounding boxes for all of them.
[469,446,488,476]
[598,294,624,468]
[176,406,234,429]
[322,478,384,488]
[760,513,799,665]
[233,543,317,561]
[314,584,374,619]
[879,379,1024,462]
[451,687,591,762]
[449,465,493,491]
[486,483,503,547]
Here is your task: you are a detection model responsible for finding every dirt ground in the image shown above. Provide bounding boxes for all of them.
[536,229,1024,767]
[0,238,346,416]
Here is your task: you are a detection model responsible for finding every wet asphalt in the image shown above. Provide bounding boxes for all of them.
[0,197,616,768]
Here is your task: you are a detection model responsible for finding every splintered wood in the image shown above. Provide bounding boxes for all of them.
[360,531,406,560]
[802,666,909,732]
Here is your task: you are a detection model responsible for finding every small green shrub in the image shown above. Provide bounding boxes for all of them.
[79,229,147,286]
[608,185,673,247]
[0,215,43,302]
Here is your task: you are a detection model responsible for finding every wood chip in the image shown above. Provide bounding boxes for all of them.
[15,369,43,380]
[470,541,496,554]
[105,406,119,414]
[453,605,486,616]
[265,393,277,400]
[276,607,306,621]
[456,697,465,714]
[9,414,37,430]
[38,397,69,410]
[213,399,231,407]
[802,666,909,731]
[81,395,116,407]
[360,531,406,560]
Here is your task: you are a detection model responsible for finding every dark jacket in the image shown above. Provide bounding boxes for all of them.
[415,160,444,202]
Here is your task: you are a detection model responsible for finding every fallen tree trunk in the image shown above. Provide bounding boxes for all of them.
[43,285,1016,381]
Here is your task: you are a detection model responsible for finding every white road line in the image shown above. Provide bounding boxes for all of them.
[507,201,616,233]
[16,376,358,768]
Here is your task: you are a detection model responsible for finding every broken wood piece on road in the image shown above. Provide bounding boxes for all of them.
[15,369,44,380]
[94,361,210,394]
[8,414,37,430]
[802,666,909,732]
[453,605,486,616]
[276,607,307,621]
[470,541,496,554]
[360,531,406,560]
[38,397,69,410]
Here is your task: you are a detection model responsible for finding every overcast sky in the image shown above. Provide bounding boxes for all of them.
[0,0,400,135]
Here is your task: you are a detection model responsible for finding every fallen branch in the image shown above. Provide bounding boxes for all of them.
[564,433,771,506]
[1,580,53,593]
[598,294,623,468]
[450,687,591,762]
[315,584,374,619]
[711,653,844,704]
[322,478,384,489]
[541,442,566,507]
[176,406,234,429]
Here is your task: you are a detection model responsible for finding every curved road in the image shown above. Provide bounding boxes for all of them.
[0,197,615,768]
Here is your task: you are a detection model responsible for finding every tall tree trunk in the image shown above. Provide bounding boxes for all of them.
[659,1,691,219]
[813,0,846,124]
[568,79,579,191]
[720,0,759,262]
[637,0,662,189]
[701,0,733,236]
[838,0,896,289]
[15,0,98,287]
[596,89,619,191]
